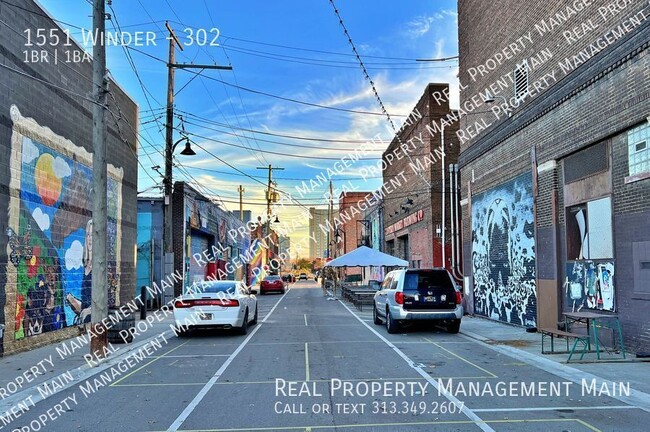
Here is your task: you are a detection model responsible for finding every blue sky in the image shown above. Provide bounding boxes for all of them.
[39,0,459,255]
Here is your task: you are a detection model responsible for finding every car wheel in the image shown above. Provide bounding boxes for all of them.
[386,308,399,334]
[373,303,382,325]
[281,288,286,294]
[237,310,249,335]
[251,305,258,325]
[447,319,461,334]
[176,327,191,338]
[259,290,265,295]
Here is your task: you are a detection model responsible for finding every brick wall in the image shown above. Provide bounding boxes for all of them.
[382,83,460,270]
[458,0,650,348]
[0,0,138,356]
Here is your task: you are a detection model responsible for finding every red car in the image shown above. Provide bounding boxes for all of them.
[260,275,285,295]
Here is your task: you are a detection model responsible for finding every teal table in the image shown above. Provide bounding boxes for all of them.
[563,311,626,360]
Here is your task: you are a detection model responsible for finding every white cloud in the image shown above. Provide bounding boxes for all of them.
[22,137,39,163]
[405,15,435,38]
[32,207,50,232]
[53,156,72,179]
[65,240,84,270]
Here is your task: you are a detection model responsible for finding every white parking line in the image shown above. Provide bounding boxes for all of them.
[338,301,495,432]
[166,288,290,431]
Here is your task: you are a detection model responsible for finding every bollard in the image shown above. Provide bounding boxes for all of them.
[140,286,147,320]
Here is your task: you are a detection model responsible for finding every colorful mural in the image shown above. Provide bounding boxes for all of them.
[565,261,615,312]
[471,172,537,326]
[248,239,266,286]
[7,106,123,340]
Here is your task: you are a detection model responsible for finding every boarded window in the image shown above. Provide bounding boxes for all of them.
[563,141,608,184]
[566,197,613,260]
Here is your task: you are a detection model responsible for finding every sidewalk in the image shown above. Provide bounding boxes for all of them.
[459,314,650,395]
[0,312,174,410]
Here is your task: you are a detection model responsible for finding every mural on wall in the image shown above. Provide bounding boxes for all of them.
[7,106,123,340]
[565,261,615,312]
[471,172,537,326]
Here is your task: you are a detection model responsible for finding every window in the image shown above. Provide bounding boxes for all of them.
[566,197,613,260]
[513,61,529,101]
[628,122,650,175]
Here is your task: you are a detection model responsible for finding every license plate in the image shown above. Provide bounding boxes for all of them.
[199,313,212,320]
[424,296,435,302]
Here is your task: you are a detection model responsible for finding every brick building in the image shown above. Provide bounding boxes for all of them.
[0,0,138,356]
[172,182,249,296]
[382,83,460,272]
[336,192,377,276]
[458,0,650,352]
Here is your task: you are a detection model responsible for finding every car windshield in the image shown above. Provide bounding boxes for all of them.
[186,281,237,294]
[265,276,280,281]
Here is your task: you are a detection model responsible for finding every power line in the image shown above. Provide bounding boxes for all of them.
[328,0,432,188]
[178,117,382,152]
[178,110,381,144]
[126,46,410,118]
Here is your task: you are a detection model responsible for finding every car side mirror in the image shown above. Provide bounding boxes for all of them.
[250,289,258,295]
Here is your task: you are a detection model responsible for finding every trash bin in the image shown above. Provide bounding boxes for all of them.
[107,307,136,343]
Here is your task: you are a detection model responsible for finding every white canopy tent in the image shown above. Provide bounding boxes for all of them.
[324,246,408,268]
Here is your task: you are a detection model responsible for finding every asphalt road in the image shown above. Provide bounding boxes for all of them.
[8,281,650,431]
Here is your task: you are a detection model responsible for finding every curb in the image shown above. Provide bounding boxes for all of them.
[0,327,173,414]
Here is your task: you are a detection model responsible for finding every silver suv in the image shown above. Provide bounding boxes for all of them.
[373,268,463,334]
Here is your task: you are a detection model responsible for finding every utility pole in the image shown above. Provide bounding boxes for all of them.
[237,185,245,221]
[162,21,232,297]
[163,21,182,299]
[90,0,108,358]
[256,164,283,265]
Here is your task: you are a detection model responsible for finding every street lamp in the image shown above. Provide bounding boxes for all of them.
[163,131,196,296]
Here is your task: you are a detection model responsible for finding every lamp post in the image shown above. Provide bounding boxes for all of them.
[163,133,196,298]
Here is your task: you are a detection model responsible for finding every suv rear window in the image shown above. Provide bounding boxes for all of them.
[404,270,453,292]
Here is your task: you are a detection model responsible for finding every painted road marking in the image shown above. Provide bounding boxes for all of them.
[305,342,310,381]
[338,301,495,432]
[166,288,290,431]
[423,337,498,378]
[110,341,189,386]
[113,375,499,387]
[304,314,308,326]
[159,418,602,432]
[472,405,636,412]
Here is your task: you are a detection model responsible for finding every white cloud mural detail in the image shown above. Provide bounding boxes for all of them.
[22,137,39,163]
[65,240,84,270]
[53,156,72,178]
[32,207,50,232]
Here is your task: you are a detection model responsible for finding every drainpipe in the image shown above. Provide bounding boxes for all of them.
[450,164,463,281]
[449,163,456,275]
[441,124,446,270]
[454,164,463,279]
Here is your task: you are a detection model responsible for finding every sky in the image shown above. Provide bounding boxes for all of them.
[38,0,460,257]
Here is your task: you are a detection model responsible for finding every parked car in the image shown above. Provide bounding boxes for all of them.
[299,272,308,280]
[260,275,286,294]
[172,280,257,336]
[373,268,462,334]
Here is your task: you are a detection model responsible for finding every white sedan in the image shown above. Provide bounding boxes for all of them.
[172,280,258,336]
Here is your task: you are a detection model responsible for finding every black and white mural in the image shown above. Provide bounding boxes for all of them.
[471,172,536,326]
